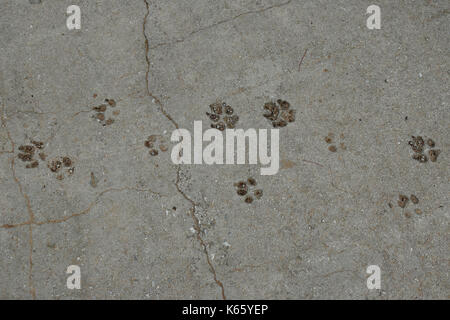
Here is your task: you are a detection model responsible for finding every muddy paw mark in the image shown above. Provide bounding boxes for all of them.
[396,193,423,218]
[144,134,169,156]
[92,98,120,126]
[48,156,75,180]
[408,136,440,163]
[17,140,47,169]
[263,99,295,128]
[324,132,346,153]
[206,102,239,130]
[234,178,263,204]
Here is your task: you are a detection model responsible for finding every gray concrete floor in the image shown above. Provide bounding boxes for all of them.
[0,0,448,299]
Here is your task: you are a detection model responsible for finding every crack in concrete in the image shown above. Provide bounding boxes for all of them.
[149,0,293,50]
[143,0,179,129]
[0,187,166,229]
[1,103,166,298]
[1,0,230,300]
[143,0,226,299]
[175,166,227,299]
[1,103,36,299]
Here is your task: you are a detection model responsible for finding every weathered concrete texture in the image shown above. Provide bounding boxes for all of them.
[0,0,448,299]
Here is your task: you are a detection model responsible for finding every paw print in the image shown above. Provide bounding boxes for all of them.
[397,194,423,218]
[324,132,346,153]
[92,98,119,126]
[408,136,440,163]
[234,178,263,204]
[206,102,239,130]
[263,99,295,128]
[17,140,46,169]
[47,156,75,180]
[144,135,168,156]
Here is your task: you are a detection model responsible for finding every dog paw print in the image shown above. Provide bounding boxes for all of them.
[397,194,423,218]
[408,136,440,163]
[206,102,239,130]
[47,156,75,180]
[263,99,295,128]
[234,178,263,204]
[324,132,347,153]
[92,98,119,126]
[144,135,169,156]
[17,140,47,169]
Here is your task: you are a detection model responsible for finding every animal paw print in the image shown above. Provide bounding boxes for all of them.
[17,140,46,169]
[144,135,168,156]
[92,98,119,126]
[47,156,75,180]
[408,136,440,163]
[397,194,423,218]
[206,102,239,131]
[263,99,295,128]
[324,132,346,153]
[234,178,263,204]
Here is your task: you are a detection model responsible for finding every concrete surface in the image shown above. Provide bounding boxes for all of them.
[0,0,448,299]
